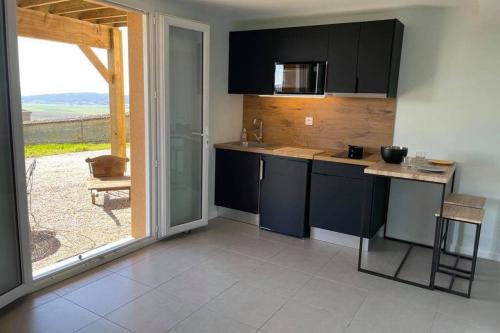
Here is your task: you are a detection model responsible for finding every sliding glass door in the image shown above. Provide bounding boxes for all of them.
[157,15,209,237]
[0,0,28,307]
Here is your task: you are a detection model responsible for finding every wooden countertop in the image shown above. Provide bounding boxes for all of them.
[365,161,456,184]
[214,142,381,166]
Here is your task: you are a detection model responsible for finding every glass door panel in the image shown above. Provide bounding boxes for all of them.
[158,15,209,237]
[170,26,204,227]
[0,0,23,299]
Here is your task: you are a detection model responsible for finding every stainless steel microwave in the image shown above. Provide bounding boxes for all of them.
[274,62,326,95]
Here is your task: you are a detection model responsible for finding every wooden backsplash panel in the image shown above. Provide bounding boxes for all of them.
[243,95,397,150]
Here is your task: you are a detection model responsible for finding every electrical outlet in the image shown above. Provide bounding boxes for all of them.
[305,117,313,126]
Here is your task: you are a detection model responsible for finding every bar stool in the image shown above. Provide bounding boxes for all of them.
[432,203,484,298]
[441,193,486,251]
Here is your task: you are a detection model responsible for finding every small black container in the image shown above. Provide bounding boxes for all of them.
[348,145,364,159]
[380,146,408,164]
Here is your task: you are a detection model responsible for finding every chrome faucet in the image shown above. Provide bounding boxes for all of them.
[253,118,263,143]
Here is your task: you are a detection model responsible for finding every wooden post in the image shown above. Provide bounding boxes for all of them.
[108,28,126,158]
[128,12,146,238]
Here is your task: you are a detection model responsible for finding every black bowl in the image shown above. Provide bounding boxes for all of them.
[380,146,408,164]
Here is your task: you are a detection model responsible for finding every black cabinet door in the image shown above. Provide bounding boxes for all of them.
[356,20,396,95]
[325,23,360,93]
[309,173,365,236]
[228,30,275,95]
[309,161,389,238]
[260,156,310,238]
[273,25,329,63]
[214,149,261,214]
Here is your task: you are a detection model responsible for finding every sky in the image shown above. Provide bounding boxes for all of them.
[17,28,129,97]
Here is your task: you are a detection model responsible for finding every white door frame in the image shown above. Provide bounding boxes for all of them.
[155,14,210,238]
[1,0,158,307]
[0,0,34,308]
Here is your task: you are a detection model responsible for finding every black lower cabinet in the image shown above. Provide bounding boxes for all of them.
[260,155,310,238]
[309,161,388,238]
[214,149,261,214]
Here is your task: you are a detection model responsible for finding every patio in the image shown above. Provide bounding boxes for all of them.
[27,149,132,272]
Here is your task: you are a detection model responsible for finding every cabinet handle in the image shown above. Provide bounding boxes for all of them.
[260,159,264,181]
[355,76,359,93]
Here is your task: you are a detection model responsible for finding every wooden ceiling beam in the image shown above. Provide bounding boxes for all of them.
[17,0,69,9]
[16,7,112,49]
[65,7,126,20]
[50,1,106,15]
[89,16,127,24]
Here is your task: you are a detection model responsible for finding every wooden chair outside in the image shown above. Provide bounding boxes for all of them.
[85,155,131,204]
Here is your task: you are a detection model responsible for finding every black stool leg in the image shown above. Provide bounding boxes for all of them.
[443,219,450,252]
[431,216,443,289]
[467,224,482,298]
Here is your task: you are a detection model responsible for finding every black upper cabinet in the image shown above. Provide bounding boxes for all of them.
[273,26,329,62]
[228,30,275,95]
[229,19,404,96]
[326,23,360,94]
[356,20,404,97]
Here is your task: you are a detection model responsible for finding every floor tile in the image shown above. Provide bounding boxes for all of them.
[437,293,500,330]
[168,308,257,333]
[218,233,286,260]
[0,288,59,317]
[77,318,131,333]
[317,247,393,292]
[116,255,195,287]
[49,266,113,296]
[431,312,497,333]
[200,249,265,279]
[347,291,436,333]
[261,301,351,333]
[106,289,198,333]
[158,264,238,306]
[0,297,99,333]
[267,245,333,274]
[242,262,312,297]
[293,277,367,317]
[207,282,287,328]
[64,273,151,316]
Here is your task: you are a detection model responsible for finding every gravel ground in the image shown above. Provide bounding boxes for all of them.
[27,149,131,272]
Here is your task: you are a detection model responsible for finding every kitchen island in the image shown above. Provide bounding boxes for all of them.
[358,160,456,289]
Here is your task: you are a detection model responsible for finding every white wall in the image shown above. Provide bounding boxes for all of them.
[233,4,500,261]
[114,0,243,219]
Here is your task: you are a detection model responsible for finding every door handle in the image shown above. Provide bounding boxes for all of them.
[259,159,265,181]
[191,132,209,137]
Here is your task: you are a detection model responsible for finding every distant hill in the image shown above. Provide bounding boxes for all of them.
[22,93,130,105]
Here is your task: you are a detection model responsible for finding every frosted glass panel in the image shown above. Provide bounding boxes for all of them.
[169,26,203,227]
[0,1,22,295]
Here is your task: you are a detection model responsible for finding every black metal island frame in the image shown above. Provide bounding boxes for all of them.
[357,161,457,290]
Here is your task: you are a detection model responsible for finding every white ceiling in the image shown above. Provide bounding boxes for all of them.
[179,0,473,19]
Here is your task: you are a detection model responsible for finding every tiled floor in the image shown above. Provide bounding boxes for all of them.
[1,217,500,333]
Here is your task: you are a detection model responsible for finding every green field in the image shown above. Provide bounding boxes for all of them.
[22,103,130,119]
[25,143,112,158]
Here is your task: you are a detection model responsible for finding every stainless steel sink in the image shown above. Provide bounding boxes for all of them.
[243,142,270,148]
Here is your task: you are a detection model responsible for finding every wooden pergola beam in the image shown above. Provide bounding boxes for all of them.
[78,45,112,83]
[17,0,69,9]
[50,0,106,15]
[90,16,127,24]
[108,28,126,158]
[66,7,126,20]
[16,7,112,49]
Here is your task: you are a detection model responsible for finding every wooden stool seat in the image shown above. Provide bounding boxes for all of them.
[435,204,484,225]
[444,193,486,209]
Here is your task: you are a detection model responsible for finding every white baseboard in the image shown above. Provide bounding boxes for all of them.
[311,227,370,251]
[216,206,259,226]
